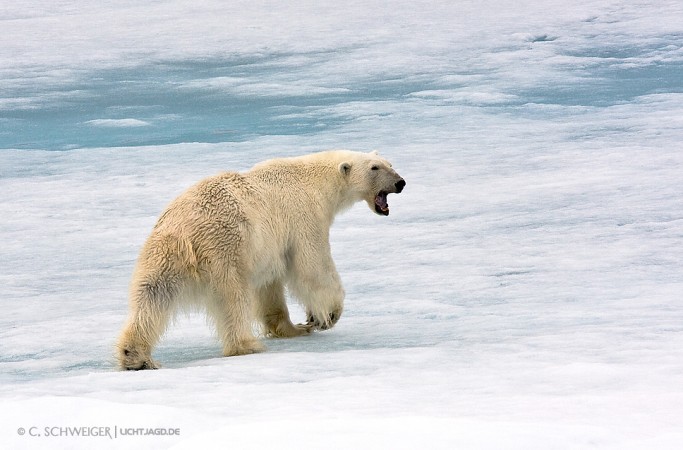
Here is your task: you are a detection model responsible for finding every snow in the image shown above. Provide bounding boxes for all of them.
[85,119,152,128]
[2,0,683,449]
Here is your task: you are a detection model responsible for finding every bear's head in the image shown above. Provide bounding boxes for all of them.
[338,151,406,216]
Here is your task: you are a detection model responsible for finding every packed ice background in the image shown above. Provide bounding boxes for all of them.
[1,1,683,448]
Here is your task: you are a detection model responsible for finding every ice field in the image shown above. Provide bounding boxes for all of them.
[1,1,683,448]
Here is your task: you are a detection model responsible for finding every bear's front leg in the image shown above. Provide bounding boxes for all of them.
[268,313,315,337]
[258,281,314,337]
[306,308,342,330]
[287,249,345,331]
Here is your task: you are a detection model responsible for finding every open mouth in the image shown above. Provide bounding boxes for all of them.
[374,191,389,216]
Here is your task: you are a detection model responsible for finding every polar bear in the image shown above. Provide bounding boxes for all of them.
[116,150,405,370]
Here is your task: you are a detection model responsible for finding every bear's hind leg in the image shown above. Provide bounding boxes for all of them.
[258,280,313,338]
[116,234,189,370]
[207,275,265,357]
[117,277,179,370]
[117,318,161,370]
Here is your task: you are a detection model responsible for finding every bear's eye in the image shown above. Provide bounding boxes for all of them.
[371,165,379,171]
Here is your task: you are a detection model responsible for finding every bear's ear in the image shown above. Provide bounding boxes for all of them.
[338,162,352,176]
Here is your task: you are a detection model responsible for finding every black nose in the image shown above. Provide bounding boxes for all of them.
[395,179,406,193]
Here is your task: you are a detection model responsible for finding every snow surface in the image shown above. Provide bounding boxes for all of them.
[2,0,683,448]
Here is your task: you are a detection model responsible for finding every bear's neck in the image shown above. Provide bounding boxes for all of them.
[248,162,357,225]
[299,166,357,224]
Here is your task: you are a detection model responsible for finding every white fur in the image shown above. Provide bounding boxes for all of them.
[116,150,404,370]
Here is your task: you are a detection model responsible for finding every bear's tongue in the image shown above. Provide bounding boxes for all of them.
[374,192,389,216]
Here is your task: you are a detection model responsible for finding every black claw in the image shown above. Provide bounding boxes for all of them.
[306,311,339,330]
